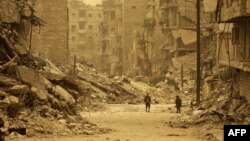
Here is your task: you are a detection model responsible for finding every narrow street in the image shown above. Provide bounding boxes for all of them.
[18,104,223,141]
[1,0,250,141]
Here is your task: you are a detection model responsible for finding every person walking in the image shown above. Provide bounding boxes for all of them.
[175,96,182,113]
[144,93,151,112]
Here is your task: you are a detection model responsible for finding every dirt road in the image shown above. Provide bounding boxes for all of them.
[9,104,223,141]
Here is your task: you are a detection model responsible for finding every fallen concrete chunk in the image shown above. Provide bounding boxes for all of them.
[31,87,48,100]
[6,85,29,96]
[14,44,28,56]
[65,88,79,97]
[0,90,7,98]
[42,59,66,81]
[44,59,64,75]
[54,85,75,105]
[0,74,20,86]
[47,94,61,108]
[3,95,19,104]
[42,71,65,81]
[15,66,48,101]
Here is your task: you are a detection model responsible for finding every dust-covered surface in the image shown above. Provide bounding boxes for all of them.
[8,104,224,141]
[1,0,250,141]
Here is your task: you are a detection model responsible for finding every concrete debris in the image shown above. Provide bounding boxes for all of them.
[43,59,65,81]
[0,74,20,87]
[1,16,164,138]
[16,66,48,101]
[5,85,29,96]
[54,85,75,105]
[0,1,114,138]
[0,90,7,99]
[167,96,250,129]
[3,96,19,104]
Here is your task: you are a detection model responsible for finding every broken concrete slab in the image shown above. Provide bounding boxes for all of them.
[42,59,66,81]
[42,71,65,81]
[15,66,48,101]
[47,94,61,108]
[0,90,7,99]
[29,87,47,101]
[6,85,29,96]
[0,74,20,87]
[44,59,65,75]
[3,95,19,104]
[54,85,75,105]
[14,44,28,56]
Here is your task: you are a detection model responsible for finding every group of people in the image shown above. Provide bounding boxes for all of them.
[144,93,182,113]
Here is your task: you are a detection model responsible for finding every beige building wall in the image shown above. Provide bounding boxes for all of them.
[99,0,123,75]
[32,0,69,65]
[68,0,103,65]
[123,0,147,75]
[83,6,103,64]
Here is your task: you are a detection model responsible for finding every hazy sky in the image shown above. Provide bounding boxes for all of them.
[83,0,102,5]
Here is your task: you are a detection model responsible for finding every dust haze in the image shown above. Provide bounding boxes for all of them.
[0,0,249,141]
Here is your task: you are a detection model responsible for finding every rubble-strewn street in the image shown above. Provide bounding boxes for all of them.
[1,0,250,141]
[6,104,224,141]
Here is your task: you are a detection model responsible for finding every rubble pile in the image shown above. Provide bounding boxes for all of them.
[195,95,250,124]
[0,0,114,138]
[75,64,173,104]
[171,53,197,93]
[75,63,137,104]
[165,82,250,129]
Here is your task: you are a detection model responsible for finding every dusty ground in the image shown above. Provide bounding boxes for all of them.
[7,104,224,141]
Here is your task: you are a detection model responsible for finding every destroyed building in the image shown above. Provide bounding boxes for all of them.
[159,0,198,57]
[98,0,123,76]
[68,0,103,66]
[0,0,131,137]
[131,0,168,76]
[216,0,250,103]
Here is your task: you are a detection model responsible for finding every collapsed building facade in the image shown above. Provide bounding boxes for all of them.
[98,0,148,76]
[159,0,197,57]
[0,0,145,137]
[216,0,250,103]
[130,0,168,76]
[98,0,123,75]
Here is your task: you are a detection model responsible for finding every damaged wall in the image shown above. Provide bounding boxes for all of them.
[31,0,69,65]
[237,70,250,103]
[159,0,197,58]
